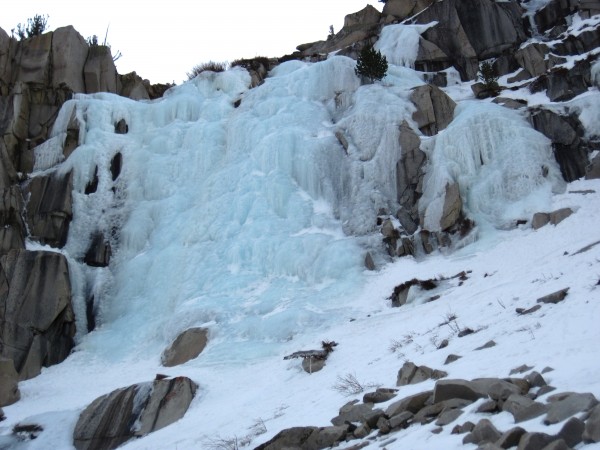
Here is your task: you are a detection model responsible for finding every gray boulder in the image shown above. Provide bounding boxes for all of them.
[24,170,73,248]
[515,44,552,78]
[51,26,88,92]
[497,426,527,449]
[537,288,569,305]
[586,153,600,179]
[545,392,599,425]
[529,108,586,182]
[396,121,425,217]
[161,327,209,367]
[397,361,447,386]
[439,182,462,231]
[583,404,600,442]
[386,390,433,417]
[557,416,584,447]
[0,357,20,406]
[73,376,197,450]
[517,432,556,450]
[84,46,119,94]
[363,387,398,404]
[502,394,548,423]
[254,426,320,450]
[0,249,74,380]
[410,84,456,136]
[463,418,501,445]
[14,32,53,84]
[331,401,375,426]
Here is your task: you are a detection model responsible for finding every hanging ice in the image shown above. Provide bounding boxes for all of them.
[419,101,565,231]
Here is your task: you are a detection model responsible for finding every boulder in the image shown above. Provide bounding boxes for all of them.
[51,26,88,92]
[433,378,523,403]
[396,361,447,386]
[24,170,73,248]
[302,357,326,374]
[0,357,20,406]
[586,153,600,179]
[583,404,600,442]
[529,108,587,182]
[544,392,599,425]
[415,38,452,74]
[502,394,548,423]
[557,417,585,447]
[345,5,381,28]
[14,32,53,84]
[517,432,556,450]
[255,426,320,450]
[536,288,569,304]
[386,390,433,417]
[303,426,347,449]
[463,418,502,445]
[439,182,462,231]
[73,376,197,450]
[410,84,456,136]
[396,121,425,216]
[161,327,209,367]
[0,249,74,380]
[331,402,375,426]
[515,44,551,78]
[363,388,398,404]
[532,213,550,230]
[118,72,150,100]
[84,46,119,94]
[497,426,527,449]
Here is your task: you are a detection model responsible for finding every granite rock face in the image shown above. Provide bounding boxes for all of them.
[0,249,74,380]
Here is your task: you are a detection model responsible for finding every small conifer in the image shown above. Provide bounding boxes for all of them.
[355,46,388,83]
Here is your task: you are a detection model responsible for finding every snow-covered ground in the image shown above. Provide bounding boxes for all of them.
[2,16,600,450]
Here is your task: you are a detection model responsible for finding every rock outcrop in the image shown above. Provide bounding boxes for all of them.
[0,357,20,406]
[0,249,74,380]
[73,376,197,450]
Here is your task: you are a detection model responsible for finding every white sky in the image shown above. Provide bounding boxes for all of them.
[1,1,383,84]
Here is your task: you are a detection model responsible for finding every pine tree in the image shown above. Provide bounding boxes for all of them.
[478,61,500,96]
[355,46,388,83]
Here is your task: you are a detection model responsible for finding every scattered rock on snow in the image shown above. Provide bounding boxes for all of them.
[396,361,447,386]
[536,288,569,305]
[544,392,599,425]
[463,418,502,445]
[510,364,535,375]
[363,388,398,404]
[502,394,548,423]
[583,404,600,442]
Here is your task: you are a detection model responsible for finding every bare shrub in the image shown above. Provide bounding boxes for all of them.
[187,61,228,80]
[332,373,379,396]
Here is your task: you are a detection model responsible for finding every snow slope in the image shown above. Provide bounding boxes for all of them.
[1,20,600,450]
